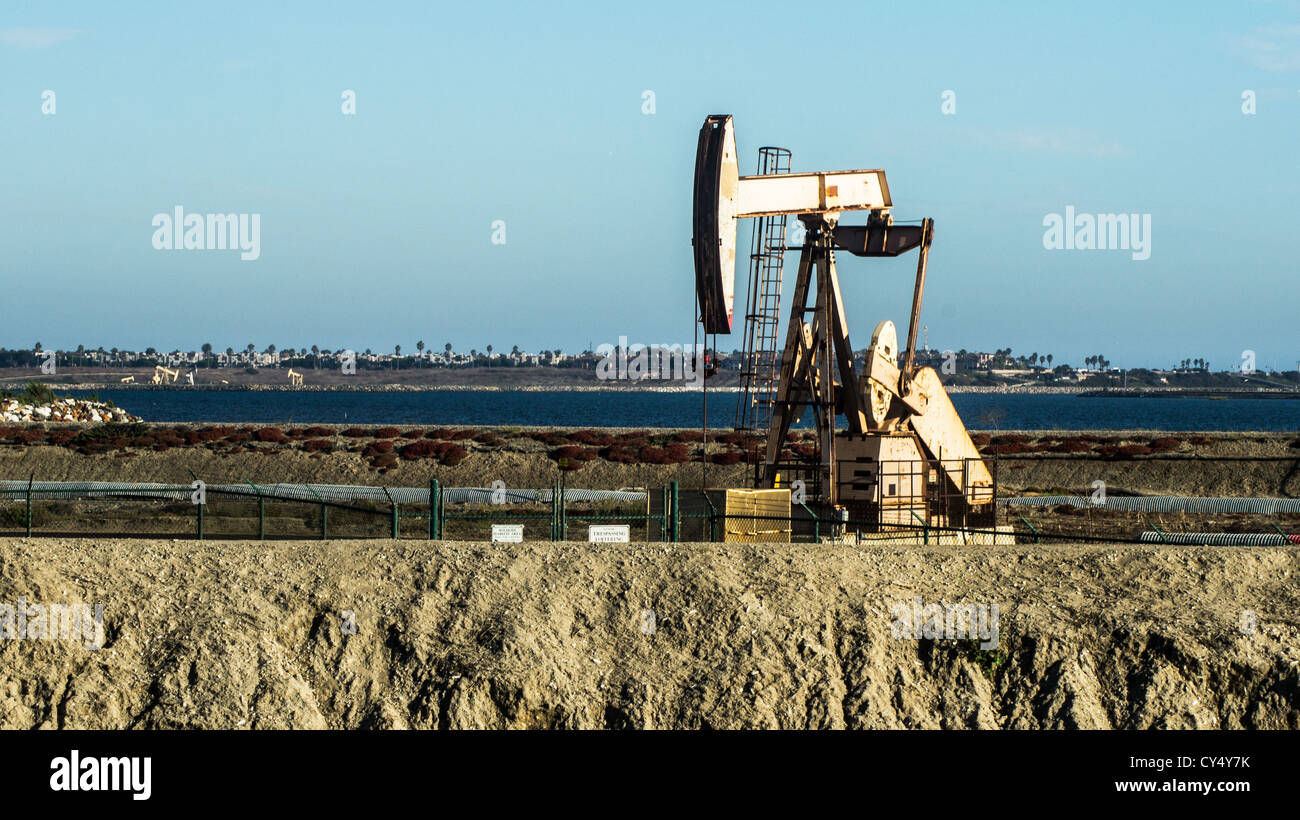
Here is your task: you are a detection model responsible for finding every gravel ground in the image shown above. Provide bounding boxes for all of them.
[1,537,1297,729]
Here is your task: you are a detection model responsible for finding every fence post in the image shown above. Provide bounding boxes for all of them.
[911,510,928,545]
[560,484,567,541]
[801,503,818,544]
[383,486,398,539]
[703,492,718,542]
[25,473,33,537]
[550,484,557,542]
[245,480,265,540]
[1147,519,1168,544]
[434,479,443,539]
[670,481,679,543]
[434,478,444,543]
[660,486,667,542]
[321,503,328,540]
[197,496,205,540]
[1016,513,1039,544]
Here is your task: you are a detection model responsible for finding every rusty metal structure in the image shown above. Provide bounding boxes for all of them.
[692,114,994,531]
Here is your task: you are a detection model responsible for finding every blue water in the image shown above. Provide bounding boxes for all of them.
[67,390,1300,431]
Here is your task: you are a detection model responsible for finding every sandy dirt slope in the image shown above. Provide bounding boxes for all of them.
[1,537,1296,729]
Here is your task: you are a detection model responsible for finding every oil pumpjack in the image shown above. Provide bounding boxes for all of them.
[692,115,995,533]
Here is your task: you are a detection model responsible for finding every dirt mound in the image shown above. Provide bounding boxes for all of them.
[1,538,1296,729]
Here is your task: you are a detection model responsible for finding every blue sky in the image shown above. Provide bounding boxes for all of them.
[1,0,1298,370]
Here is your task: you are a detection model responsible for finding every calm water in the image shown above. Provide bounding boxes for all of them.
[67,390,1300,431]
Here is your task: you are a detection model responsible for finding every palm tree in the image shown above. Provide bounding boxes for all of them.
[1046,354,1053,367]
[486,344,493,366]
[417,340,425,367]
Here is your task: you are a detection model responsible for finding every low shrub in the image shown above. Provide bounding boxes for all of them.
[638,443,689,465]
[600,445,640,464]
[983,442,1030,455]
[530,431,569,446]
[399,440,437,459]
[1049,440,1093,453]
[46,429,79,445]
[991,434,1033,445]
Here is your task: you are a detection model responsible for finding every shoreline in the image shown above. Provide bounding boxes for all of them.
[27,382,1300,397]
